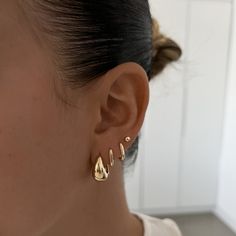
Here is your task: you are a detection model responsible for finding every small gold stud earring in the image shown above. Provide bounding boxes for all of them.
[125,136,131,142]
[109,148,115,167]
[93,155,109,182]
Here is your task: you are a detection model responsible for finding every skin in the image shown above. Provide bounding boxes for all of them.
[0,1,150,236]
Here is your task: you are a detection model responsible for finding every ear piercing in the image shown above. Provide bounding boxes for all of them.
[109,148,115,167]
[119,143,125,161]
[125,136,131,142]
[93,136,131,182]
[93,156,110,182]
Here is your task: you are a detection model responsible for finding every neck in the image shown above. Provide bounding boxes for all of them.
[39,161,143,236]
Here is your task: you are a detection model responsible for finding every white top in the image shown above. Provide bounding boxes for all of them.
[131,211,182,236]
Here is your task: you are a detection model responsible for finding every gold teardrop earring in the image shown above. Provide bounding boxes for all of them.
[93,155,110,182]
[93,136,131,181]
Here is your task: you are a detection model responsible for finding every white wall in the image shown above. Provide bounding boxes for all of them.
[179,0,231,208]
[125,0,232,215]
[215,1,236,233]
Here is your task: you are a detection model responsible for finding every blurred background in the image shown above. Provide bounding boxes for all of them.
[124,0,236,235]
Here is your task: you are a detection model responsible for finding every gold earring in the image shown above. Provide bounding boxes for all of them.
[124,136,131,142]
[109,148,115,167]
[118,136,131,161]
[93,155,110,182]
[119,143,125,161]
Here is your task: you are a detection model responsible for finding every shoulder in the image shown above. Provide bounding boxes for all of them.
[131,211,182,236]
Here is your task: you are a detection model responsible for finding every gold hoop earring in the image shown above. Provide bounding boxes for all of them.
[119,143,125,161]
[119,137,131,161]
[109,148,115,167]
[93,155,110,182]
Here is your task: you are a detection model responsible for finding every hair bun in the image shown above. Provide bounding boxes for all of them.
[150,17,182,79]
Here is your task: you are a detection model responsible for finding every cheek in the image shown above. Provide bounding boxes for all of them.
[0,71,88,236]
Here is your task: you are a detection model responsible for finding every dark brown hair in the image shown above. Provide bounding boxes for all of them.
[20,0,182,168]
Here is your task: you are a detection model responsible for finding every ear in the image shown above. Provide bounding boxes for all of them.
[90,62,150,167]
